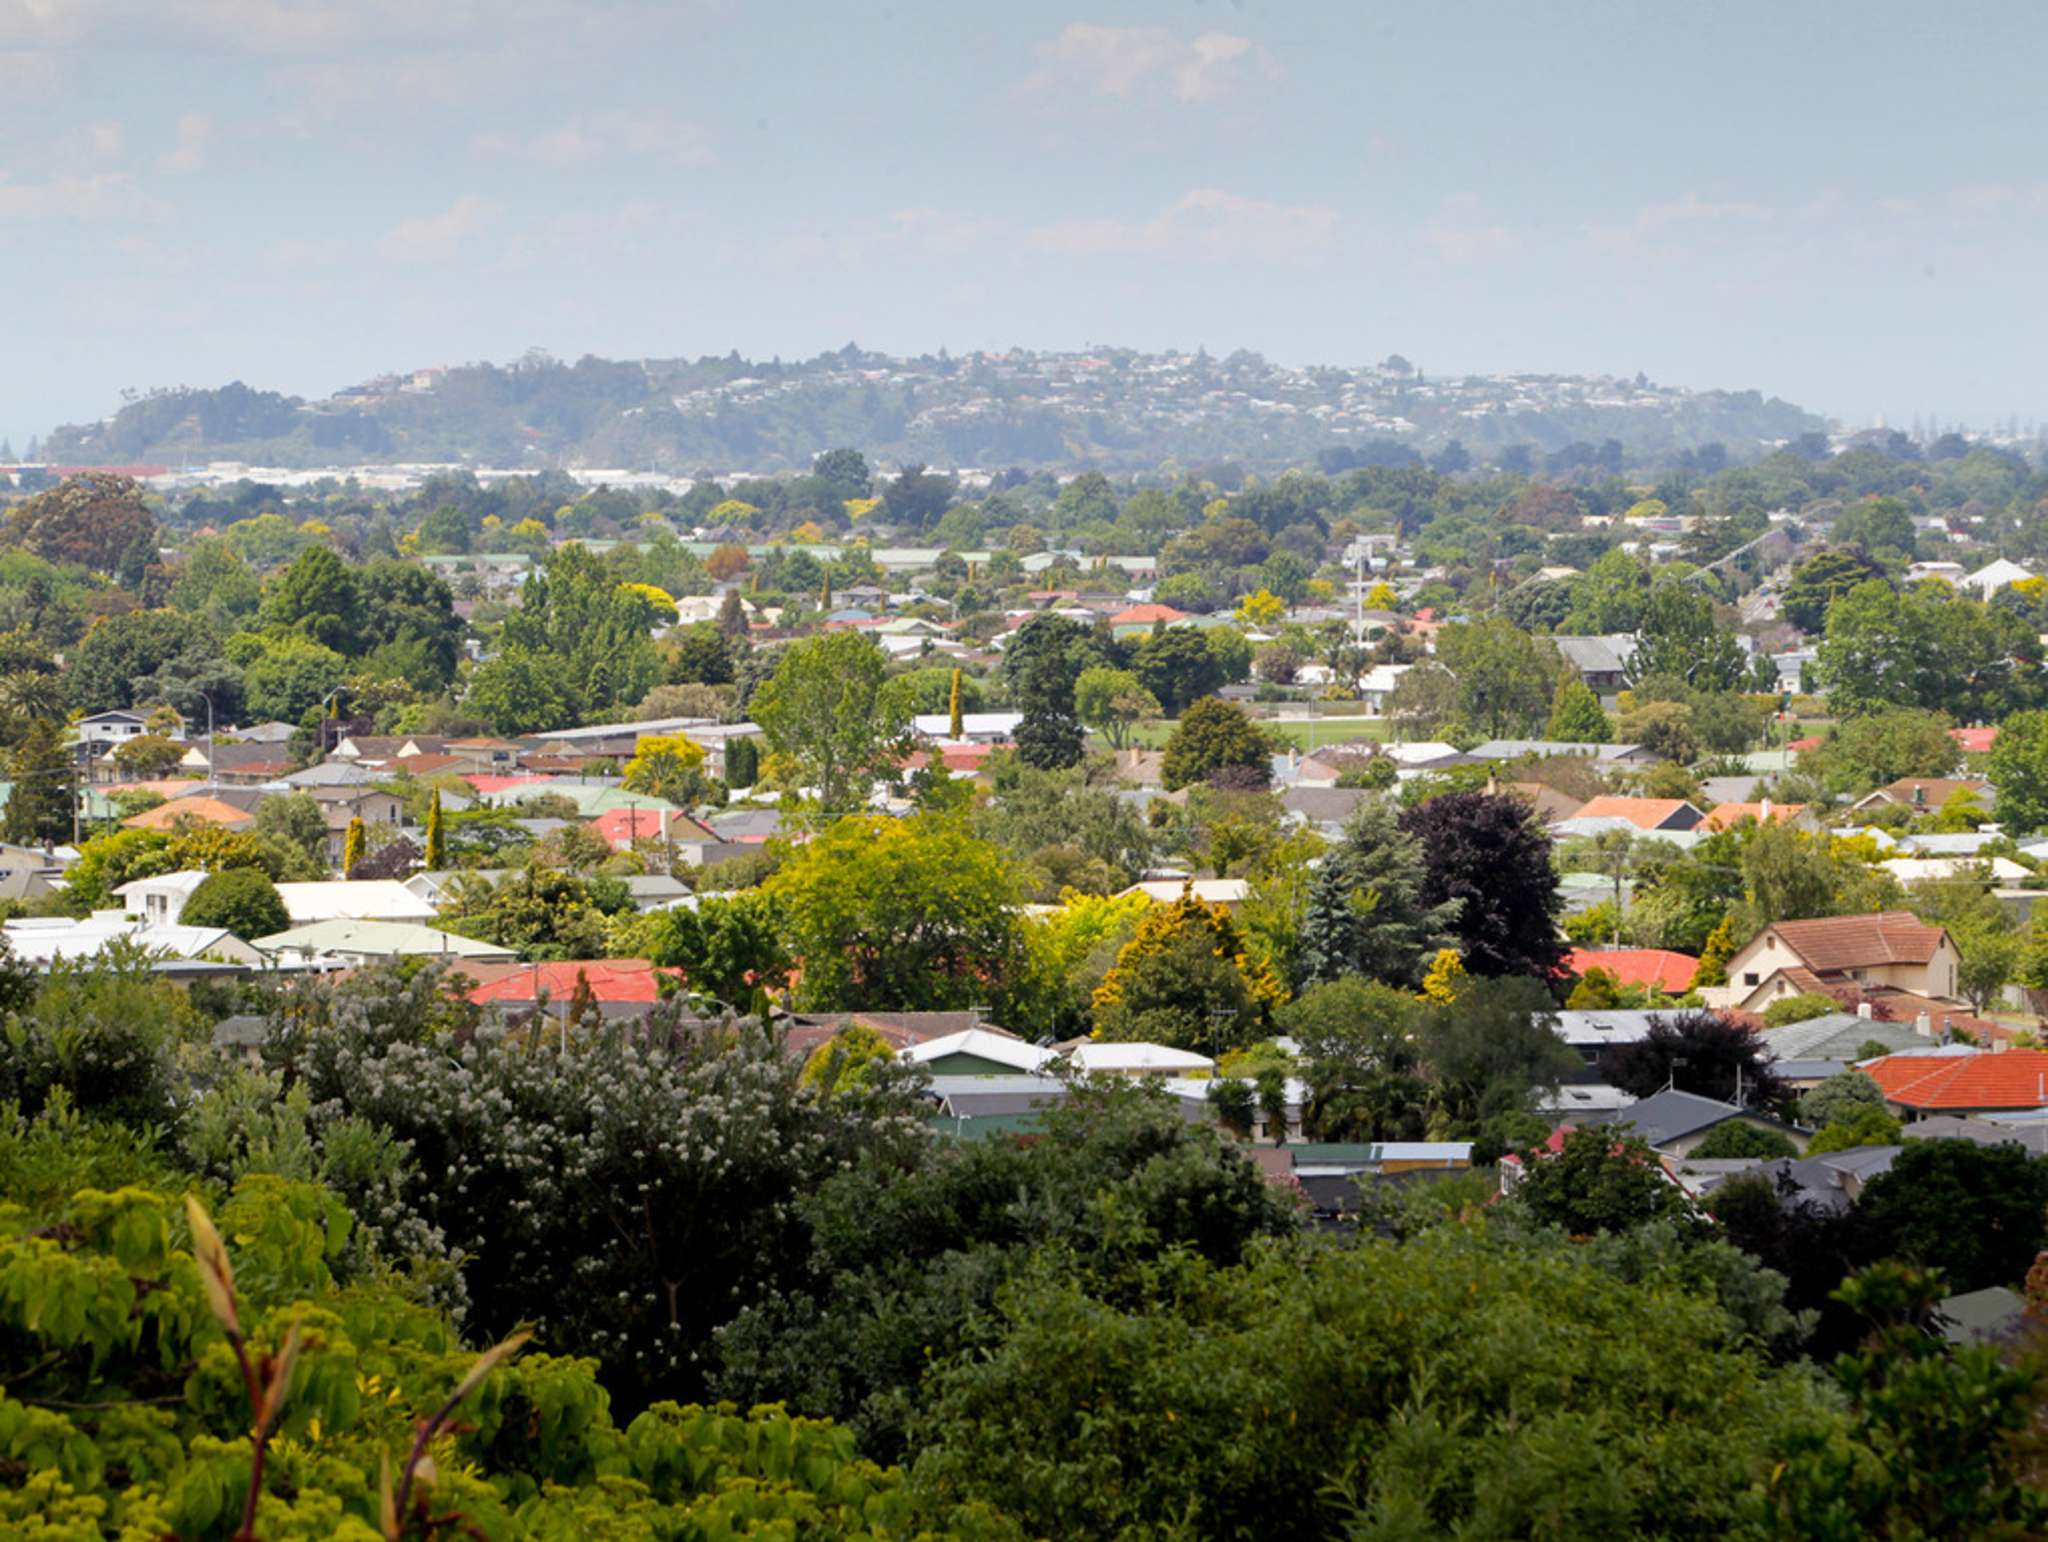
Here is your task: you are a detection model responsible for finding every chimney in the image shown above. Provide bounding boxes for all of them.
[1856,1002,1874,1019]
[1912,783,1925,806]
[1759,797,1772,823]
[1915,1010,1932,1038]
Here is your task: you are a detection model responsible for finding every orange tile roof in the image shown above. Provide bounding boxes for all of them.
[1765,911,1945,972]
[1566,947,1700,992]
[1948,726,1997,754]
[1861,1048,2048,1111]
[1108,603,1188,626]
[1703,801,1805,831]
[123,795,256,831]
[466,959,681,1006]
[1568,796,1701,830]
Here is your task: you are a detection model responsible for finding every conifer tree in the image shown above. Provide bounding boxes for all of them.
[1,718,72,845]
[1296,800,1459,990]
[948,668,965,739]
[1546,678,1611,743]
[424,790,445,870]
[342,816,366,877]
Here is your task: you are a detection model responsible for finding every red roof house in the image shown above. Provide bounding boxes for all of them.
[1108,603,1188,626]
[586,807,713,851]
[1949,726,1998,754]
[1565,947,1701,994]
[464,960,682,1007]
[1860,1049,2048,1116]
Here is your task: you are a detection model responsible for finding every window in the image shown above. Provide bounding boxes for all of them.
[1742,972,1760,986]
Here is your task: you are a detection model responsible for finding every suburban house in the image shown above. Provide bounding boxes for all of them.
[1701,800,1808,832]
[901,1028,1054,1077]
[1709,911,1961,1015]
[253,919,517,966]
[1589,1089,1810,1157]
[1850,777,1993,814]
[1561,796,1707,833]
[1859,1048,2048,1119]
[123,791,262,833]
[1115,877,1250,910]
[273,880,438,926]
[1550,635,1636,693]
[74,709,183,750]
[1564,947,1700,994]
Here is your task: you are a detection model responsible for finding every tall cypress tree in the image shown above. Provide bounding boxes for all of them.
[423,791,446,871]
[1298,799,1460,990]
[2,718,72,845]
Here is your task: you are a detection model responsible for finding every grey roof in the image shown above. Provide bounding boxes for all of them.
[1466,739,1650,763]
[1552,1009,1668,1049]
[1906,1114,2048,1157]
[1938,1286,2025,1346]
[1593,1089,1792,1148]
[1751,1146,1903,1214]
[285,761,383,788]
[1281,787,1367,826]
[1551,634,1635,676]
[1761,1015,1927,1062]
[1698,775,1763,806]
[927,1074,1069,1118]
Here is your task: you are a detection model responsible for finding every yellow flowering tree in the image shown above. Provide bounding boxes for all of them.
[1420,948,1467,1004]
[1235,589,1287,626]
[1091,891,1286,1051]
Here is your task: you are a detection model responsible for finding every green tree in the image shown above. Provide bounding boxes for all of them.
[1005,613,1093,770]
[1161,697,1270,791]
[1798,1069,1887,1128]
[443,868,609,960]
[1762,991,1841,1026]
[1833,495,1918,559]
[260,544,363,653]
[251,791,330,868]
[1132,627,1223,714]
[1,471,155,573]
[1297,798,1459,988]
[65,610,236,716]
[750,632,913,818]
[1780,546,1887,634]
[1511,1123,1699,1236]
[1074,665,1160,750]
[240,634,349,725]
[423,788,446,869]
[2,717,72,844]
[1988,709,2048,833]
[766,815,1024,1011]
[1691,1120,1800,1159]
[180,865,290,940]
[1564,546,1651,633]
[462,645,580,736]
[1091,890,1284,1050]
[1546,677,1611,742]
[340,815,366,875]
[1434,615,1562,738]
[1805,1106,1903,1153]
[665,620,735,685]
[1857,1139,2048,1293]
[1805,707,1961,796]
[1627,581,1747,691]
[650,890,791,1011]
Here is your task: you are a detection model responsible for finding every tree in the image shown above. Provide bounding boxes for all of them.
[716,588,749,637]
[1279,977,1430,1140]
[261,544,363,653]
[947,667,964,738]
[811,446,872,501]
[241,634,349,725]
[1434,615,1562,738]
[356,557,465,685]
[1805,1106,1903,1153]
[341,816,366,876]
[1,471,155,572]
[1091,889,1285,1050]
[180,866,290,940]
[1235,588,1286,626]
[883,464,956,529]
[1857,1139,2048,1293]
[252,791,329,867]
[1690,1120,1800,1159]
[725,733,760,789]
[2,717,71,844]
[1510,1124,1699,1236]
[1798,1069,1886,1128]
[1414,975,1577,1146]
[1598,1010,1783,1109]
[1806,707,1961,797]
[1161,697,1270,791]
[750,632,913,817]
[65,610,235,716]
[1627,581,1747,691]
[1988,709,2048,833]
[1074,666,1159,751]
[462,645,580,736]
[1297,799,1459,989]
[1762,991,1841,1027]
[665,620,735,685]
[1691,914,1739,989]
[423,788,446,869]
[443,868,609,959]
[650,890,791,1011]
[1833,495,1918,559]
[767,815,1024,1011]
[1780,547,1886,634]
[110,731,184,778]
[1545,678,1611,742]
[622,732,711,806]
[1005,613,1093,771]
[1132,627,1223,714]
[1400,791,1563,979]
[1953,913,2019,1013]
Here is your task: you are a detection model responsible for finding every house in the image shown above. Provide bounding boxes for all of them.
[1064,1042,1214,1077]
[1550,635,1637,692]
[307,786,407,865]
[463,959,683,1016]
[1745,1145,1904,1214]
[1851,777,1993,814]
[116,870,211,924]
[910,711,1022,744]
[1502,782,1586,825]
[253,919,518,965]
[1561,796,1707,833]
[1107,602,1189,628]
[443,737,527,773]
[1550,1009,1668,1070]
[1760,1012,1933,1087]
[273,880,439,926]
[1859,1048,2048,1119]
[123,792,260,833]
[1115,878,1250,909]
[74,709,183,749]
[1590,1089,1810,1157]
[1701,801,1807,832]
[3,912,264,969]
[180,740,295,784]
[1961,557,2034,598]
[585,806,716,855]
[901,1028,1053,1077]
[1280,786,1366,835]
[1881,855,2032,886]
[1713,911,1961,1013]
[1564,947,1700,994]
[1949,726,1998,755]
[1465,739,1656,766]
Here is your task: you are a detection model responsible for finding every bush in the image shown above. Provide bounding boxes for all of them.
[180,865,291,941]
[1763,992,1840,1027]
[1691,1120,1800,1160]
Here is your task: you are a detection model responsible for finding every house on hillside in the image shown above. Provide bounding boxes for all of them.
[1851,777,1993,814]
[1860,1048,2048,1119]
[1550,635,1636,693]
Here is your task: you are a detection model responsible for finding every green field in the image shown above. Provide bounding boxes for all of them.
[1125,714,1396,750]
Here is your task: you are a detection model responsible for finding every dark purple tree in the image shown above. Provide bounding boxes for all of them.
[1598,1010,1784,1110]
[1398,790,1563,980]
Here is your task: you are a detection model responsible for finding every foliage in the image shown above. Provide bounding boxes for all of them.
[1512,1124,1701,1237]
[2,471,154,573]
[1004,613,1096,771]
[1691,1120,1801,1159]
[1073,665,1160,750]
[1160,696,1270,791]
[1763,991,1842,1027]
[1091,890,1285,1051]
[180,866,290,941]
[1401,790,1564,980]
[766,815,1025,1013]
[620,731,710,806]
[1855,1138,2048,1294]
[0,954,205,1127]
[1804,707,1961,797]
[1797,1069,1888,1128]
[1805,1107,1903,1154]
[647,890,790,1013]
[1433,614,1562,737]
[440,868,609,960]
[1546,677,1611,741]
[1297,798,1458,989]
[1628,580,1747,691]
[1988,708,2048,834]
[3,717,73,845]
[1600,1010,1785,1109]
[750,632,913,818]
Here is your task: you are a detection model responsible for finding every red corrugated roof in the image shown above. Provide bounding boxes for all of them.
[1569,796,1701,830]
[1861,1048,2048,1111]
[1566,947,1700,992]
[586,807,710,848]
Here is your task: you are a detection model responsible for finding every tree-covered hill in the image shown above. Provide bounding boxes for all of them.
[41,344,1826,473]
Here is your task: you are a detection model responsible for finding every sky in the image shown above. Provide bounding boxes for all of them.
[3,0,2046,453]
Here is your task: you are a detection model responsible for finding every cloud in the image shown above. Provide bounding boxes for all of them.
[477,108,712,167]
[1029,189,1337,266]
[158,112,211,173]
[1019,23,1278,108]
[256,234,349,271]
[375,194,496,262]
[0,48,59,99]
[0,169,159,221]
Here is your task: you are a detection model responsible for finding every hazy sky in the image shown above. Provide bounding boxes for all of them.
[3,0,2045,452]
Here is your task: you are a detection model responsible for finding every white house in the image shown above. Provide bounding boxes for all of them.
[1962,558,2034,599]
[74,709,183,749]
[116,870,211,925]
[273,880,439,926]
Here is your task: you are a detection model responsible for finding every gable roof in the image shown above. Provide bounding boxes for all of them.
[123,795,257,831]
[1567,796,1704,831]
[1108,603,1188,626]
[1761,1013,1927,1061]
[901,1028,1052,1074]
[1860,1048,2048,1112]
[1565,947,1700,993]
[1703,801,1805,831]
[1591,1089,1785,1147]
[1761,910,1947,972]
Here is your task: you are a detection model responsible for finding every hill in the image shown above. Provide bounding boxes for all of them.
[42,344,1826,473]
